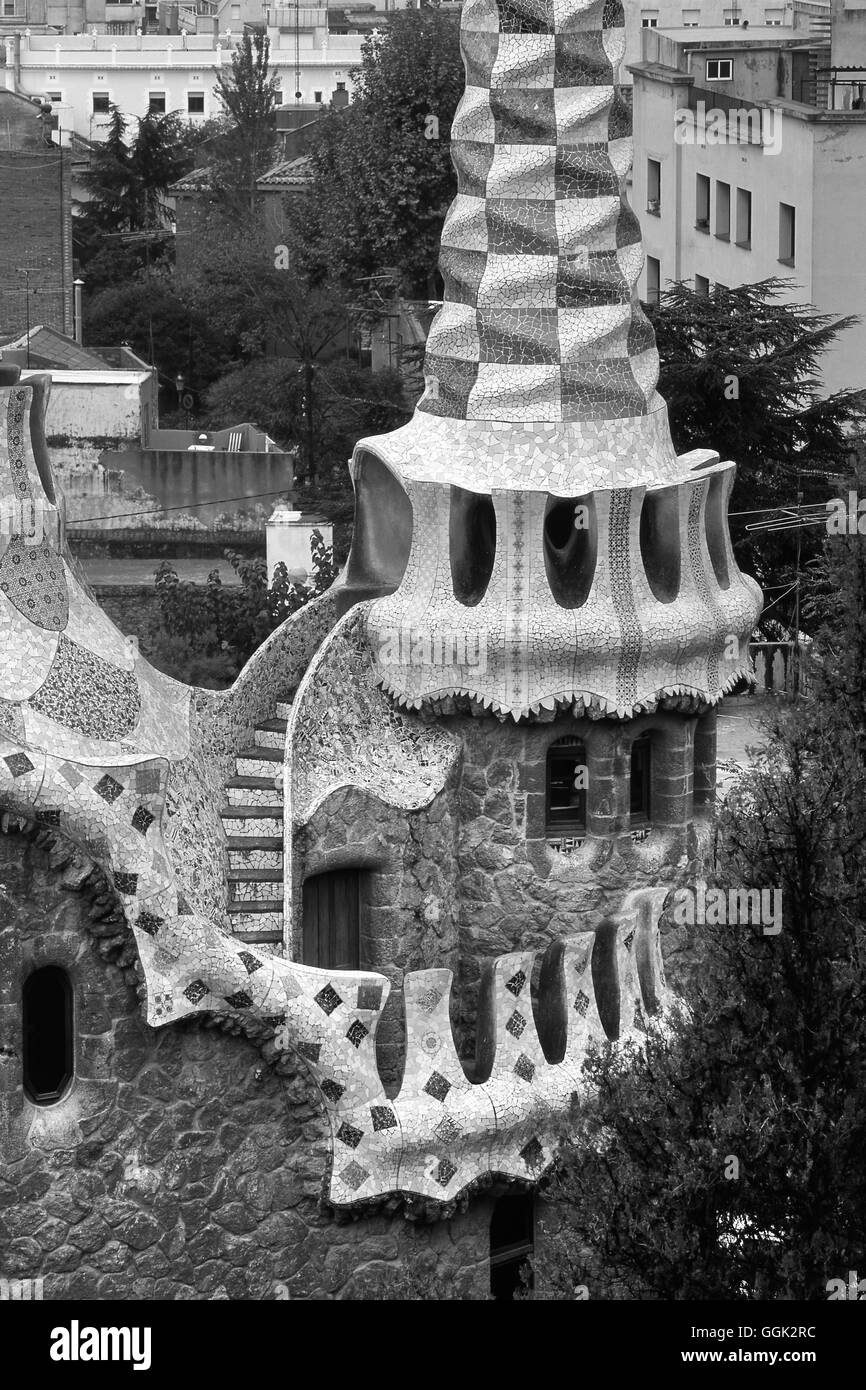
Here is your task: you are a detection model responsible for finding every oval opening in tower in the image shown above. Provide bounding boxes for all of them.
[705,473,731,590]
[450,486,496,606]
[543,494,597,609]
[342,451,413,602]
[639,487,680,603]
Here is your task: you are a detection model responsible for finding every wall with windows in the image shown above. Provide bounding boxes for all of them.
[0,824,502,1299]
[293,700,712,1087]
[633,58,866,394]
[8,32,361,141]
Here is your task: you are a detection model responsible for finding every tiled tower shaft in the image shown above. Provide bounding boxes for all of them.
[421,0,658,424]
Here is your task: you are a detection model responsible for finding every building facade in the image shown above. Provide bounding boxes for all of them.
[1,21,364,139]
[0,88,74,337]
[630,22,866,395]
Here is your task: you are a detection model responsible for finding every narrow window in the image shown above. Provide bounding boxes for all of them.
[92,93,110,114]
[779,203,795,265]
[187,93,205,115]
[314,90,323,103]
[490,1194,535,1300]
[645,255,660,306]
[714,181,730,240]
[694,273,710,297]
[646,158,661,214]
[736,188,752,248]
[301,869,361,971]
[695,173,710,231]
[630,734,652,825]
[148,92,166,115]
[23,966,73,1105]
[546,737,587,836]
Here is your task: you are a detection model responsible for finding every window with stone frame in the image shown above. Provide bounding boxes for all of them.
[546,736,587,835]
[630,733,652,825]
[490,1193,535,1299]
[22,965,73,1105]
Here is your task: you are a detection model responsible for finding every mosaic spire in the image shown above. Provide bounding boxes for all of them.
[419,0,658,424]
[344,0,763,719]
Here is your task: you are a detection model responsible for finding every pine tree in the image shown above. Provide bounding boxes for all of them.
[647,279,866,639]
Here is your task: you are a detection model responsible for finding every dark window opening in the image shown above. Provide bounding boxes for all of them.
[187,93,205,114]
[148,92,166,114]
[543,495,596,609]
[23,965,73,1105]
[630,733,652,824]
[490,1194,535,1300]
[450,486,496,606]
[639,488,680,603]
[546,736,587,835]
[92,93,110,114]
[302,869,361,970]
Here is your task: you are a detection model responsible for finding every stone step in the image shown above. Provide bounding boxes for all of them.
[228,900,283,935]
[227,844,282,871]
[235,746,283,779]
[232,929,284,946]
[225,776,282,808]
[220,808,283,837]
[228,868,284,903]
[254,717,288,750]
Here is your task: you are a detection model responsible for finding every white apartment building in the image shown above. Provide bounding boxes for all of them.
[620,0,829,82]
[0,16,368,138]
[630,23,866,396]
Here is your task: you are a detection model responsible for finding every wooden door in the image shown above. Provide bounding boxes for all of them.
[301,869,361,970]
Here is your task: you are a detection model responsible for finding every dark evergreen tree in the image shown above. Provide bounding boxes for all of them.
[646,279,866,637]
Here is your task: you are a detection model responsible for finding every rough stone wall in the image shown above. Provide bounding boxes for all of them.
[297,782,461,1091]
[0,831,494,1300]
[296,708,709,1060]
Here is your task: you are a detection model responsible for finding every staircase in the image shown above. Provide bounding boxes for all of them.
[220,699,292,950]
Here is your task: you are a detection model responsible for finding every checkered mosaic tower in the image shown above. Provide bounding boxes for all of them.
[350,0,762,719]
[421,0,655,424]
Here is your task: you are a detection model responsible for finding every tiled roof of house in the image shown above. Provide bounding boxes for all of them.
[256,155,311,189]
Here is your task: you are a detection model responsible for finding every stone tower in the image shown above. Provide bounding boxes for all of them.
[339,0,762,925]
[0,0,764,1264]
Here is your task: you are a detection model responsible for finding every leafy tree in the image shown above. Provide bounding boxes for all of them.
[302,8,463,297]
[144,533,337,686]
[180,215,409,483]
[84,279,234,395]
[646,279,866,637]
[202,355,407,496]
[532,520,866,1300]
[210,31,281,212]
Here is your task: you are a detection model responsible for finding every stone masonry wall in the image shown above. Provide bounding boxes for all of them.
[297,709,710,1064]
[0,830,494,1300]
